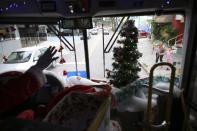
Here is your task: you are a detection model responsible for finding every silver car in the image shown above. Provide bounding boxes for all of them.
[0,46,57,74]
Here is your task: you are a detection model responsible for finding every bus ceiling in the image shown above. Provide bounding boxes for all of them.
[0,0,190,24]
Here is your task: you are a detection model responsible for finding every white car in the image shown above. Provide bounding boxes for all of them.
[0,46,57,74]
[103,29,109,35]
[90,29,98,35]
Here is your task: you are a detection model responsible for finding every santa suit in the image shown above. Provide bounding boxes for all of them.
[0,66,46,118]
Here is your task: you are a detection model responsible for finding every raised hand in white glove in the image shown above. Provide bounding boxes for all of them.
[35,46,58,70]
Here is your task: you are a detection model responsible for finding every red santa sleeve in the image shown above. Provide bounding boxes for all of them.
[0,66,46,115]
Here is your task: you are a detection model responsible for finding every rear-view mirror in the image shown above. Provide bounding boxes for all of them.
[3,56,8,62]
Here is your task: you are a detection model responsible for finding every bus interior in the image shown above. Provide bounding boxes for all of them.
[0,0,197,131]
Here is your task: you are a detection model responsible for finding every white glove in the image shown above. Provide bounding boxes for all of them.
[35,46,58,70]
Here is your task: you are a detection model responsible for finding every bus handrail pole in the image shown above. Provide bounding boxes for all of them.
[47,25,73,51]
[105,17,130,53]
[104,17,125,52]
[51,25,74,51]
[72,29,79,75]
[82,29,90,79]
[145,62,176,131]
[102,24,106,77]
[106,30,121,53]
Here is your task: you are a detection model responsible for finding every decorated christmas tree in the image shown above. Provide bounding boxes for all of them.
[107,20,142,88]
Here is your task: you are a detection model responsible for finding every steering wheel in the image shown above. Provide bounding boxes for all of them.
[32,71,64,105]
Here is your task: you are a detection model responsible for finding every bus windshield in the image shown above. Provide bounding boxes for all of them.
[0,15,185,81]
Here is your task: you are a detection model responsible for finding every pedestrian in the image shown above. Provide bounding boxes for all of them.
[155,42,165,63]
[155,45,159,62]
[165,47,173,64]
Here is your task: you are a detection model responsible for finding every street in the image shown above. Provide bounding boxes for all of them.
[43,31,150,80]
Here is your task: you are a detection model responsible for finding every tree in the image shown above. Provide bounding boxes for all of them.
[107,20,142,88]
[111,17,116,31]
[151,21,178,44]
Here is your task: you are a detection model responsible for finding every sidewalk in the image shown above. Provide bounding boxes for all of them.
[138,38,183,77]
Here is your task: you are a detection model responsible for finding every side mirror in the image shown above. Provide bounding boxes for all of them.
[33,57,39,62]
[3,55,8,62]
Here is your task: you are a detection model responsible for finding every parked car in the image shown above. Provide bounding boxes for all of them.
[103,29,109,35]
[138,30,150,38]
[0,46,58,74]
[90,29,98,35]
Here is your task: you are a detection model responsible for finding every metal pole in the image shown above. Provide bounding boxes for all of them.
[102,24,106,77]
[51,25,74,50]
[104,17,125,52]
[146,62,176,131]
[104,17,130,53]
[47,25,73,51]
[58,22,61,46]
[82,29,90,79]
[72,29,79,76]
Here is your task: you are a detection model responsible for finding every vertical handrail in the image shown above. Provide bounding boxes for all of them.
[72,29,78,75]
[102,24,106,77]
[146,62,176,131]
